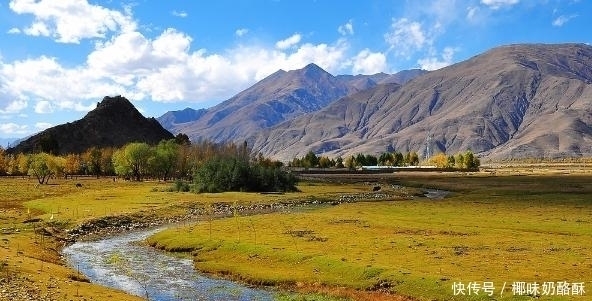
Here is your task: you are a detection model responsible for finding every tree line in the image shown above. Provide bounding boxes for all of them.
[0,136,298,192]
[289,150,479,170]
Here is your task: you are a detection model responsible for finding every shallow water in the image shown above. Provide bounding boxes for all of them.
[423,188,450,199]
[62,228,274,301]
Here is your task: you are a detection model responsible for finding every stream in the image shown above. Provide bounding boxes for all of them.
[62,228,274,301]
[61,188,450,300]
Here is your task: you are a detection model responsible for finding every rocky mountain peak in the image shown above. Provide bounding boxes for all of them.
[8,95,174,155]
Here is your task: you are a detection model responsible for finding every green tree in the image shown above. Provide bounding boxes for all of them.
[83,147,103,178]
[150,139,179,181]
[17,153,30,176]
[365,154,378,166]
[113,142,153,181]
[174,133,191,145]
[409,151,420,166]
[455,153,465,169]
[463,151,480,170]
[335,156,344,168]
[378,152,394,166]
[303,151,319,168]
[447,155,456,168]
[318,156,332,168]
[28,153,53,184]
[355,153,366,167]
[393,152,404,166]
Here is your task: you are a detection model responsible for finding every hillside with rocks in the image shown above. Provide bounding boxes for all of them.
[8,96,174,154]
[252,43,592,161]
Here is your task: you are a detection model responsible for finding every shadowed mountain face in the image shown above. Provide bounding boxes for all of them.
[157,107,207,130]
[160,64,426,144]
[9,96,174,155]
[252,44,592,161]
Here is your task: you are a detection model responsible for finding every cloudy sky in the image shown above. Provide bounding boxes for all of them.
[0,0,590,140]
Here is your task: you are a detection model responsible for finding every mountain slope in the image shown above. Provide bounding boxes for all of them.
[160,65,426,144]
[157,107,207,130]
[9,96,174,154]
[166,63,359,143]
[253,43,592,161]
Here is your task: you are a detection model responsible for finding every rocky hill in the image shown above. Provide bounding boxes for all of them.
[8,96,174,154]
[252,43,592,161]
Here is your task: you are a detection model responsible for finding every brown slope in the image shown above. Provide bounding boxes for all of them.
[172,63,359,143]
[8,96,174,155]
[162,65,426,144]
[253,43,592,161]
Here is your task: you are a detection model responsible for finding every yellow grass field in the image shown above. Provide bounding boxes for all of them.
[148,173,592,301]
[1,170,591,300]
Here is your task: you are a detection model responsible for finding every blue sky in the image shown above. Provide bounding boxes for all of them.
[0,0,590,140]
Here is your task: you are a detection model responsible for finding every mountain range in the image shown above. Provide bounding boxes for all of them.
[8,96,174,155]
[160,43,592,161]
[158,65,425,143]
[9,43,591,162]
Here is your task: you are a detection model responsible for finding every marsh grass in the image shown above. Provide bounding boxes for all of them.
[148,174,592,300]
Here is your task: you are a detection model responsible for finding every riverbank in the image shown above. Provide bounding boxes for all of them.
[146,174,592,301]
[1,177,409,301]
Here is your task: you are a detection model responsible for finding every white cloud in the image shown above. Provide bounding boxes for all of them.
[235,28,249,37]
[275,33,302,50]
[552,14,577,27]
[352,49,386,74]
[338,20,354,36]
[0,122,28,136]
[7,27,21,34]
[1,55,124,112]
[34,100,53,114]
[171,10,188,18]
[1,24,350,106]
[466,6,479,21]
[8,0,136,43]
[481,0,519,10]
[23,20,50,37]
[384,18,428,58]
[418,47,456,71]
[0,98,28,114]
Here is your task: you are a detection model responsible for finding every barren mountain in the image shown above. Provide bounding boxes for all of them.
[160,64,426,143]
[253,43,592,161]
[8,96,174,155]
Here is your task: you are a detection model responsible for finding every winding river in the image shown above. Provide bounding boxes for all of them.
[62,228,274,301]
[61,188,449,300]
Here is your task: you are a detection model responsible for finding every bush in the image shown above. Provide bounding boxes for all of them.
[193,155,297,193]
[170,180,191,192]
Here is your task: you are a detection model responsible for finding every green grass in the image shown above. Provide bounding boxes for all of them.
[147,174,592,300]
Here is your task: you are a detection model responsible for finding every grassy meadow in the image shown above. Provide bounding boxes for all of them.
[0,176,382,300]
[0,171,591,300]
[147,173,592,301]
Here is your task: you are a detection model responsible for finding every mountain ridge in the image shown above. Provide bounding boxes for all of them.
[251,43,592,161]
[158,65,428,144]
